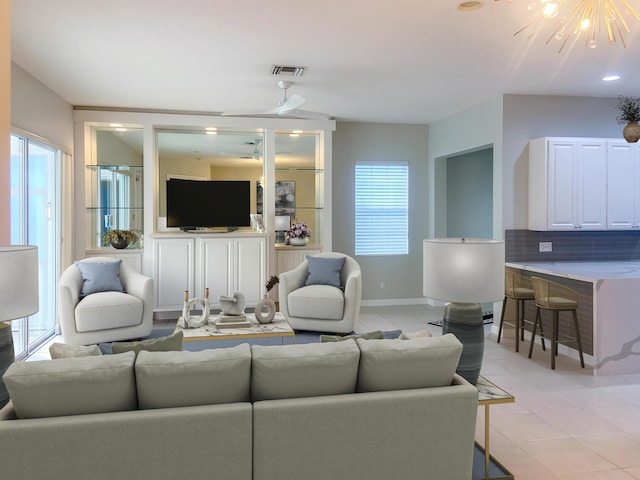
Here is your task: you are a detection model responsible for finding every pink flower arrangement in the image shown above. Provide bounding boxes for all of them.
[287,223,311,239]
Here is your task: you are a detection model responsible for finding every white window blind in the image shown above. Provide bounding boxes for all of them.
[355,162,409,255]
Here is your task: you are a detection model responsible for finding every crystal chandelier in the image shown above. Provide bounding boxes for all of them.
[507,0,640,52]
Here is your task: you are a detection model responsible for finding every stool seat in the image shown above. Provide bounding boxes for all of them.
[529,276,585,370]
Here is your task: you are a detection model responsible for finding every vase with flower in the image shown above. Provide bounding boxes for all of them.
[255,275,279,324]
[616,95,640,143]
[286,223,311,246]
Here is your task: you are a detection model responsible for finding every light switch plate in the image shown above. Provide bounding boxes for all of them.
[539,242,552,252]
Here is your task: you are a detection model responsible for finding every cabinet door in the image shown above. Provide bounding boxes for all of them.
[154,238,194,310]
[547,141,578,230]
[576,141,607,230]
[608,141,640,229]
[198,238,234,307]
[235,237,266,306]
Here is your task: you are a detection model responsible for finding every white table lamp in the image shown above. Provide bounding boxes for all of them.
[423,238,504,384]
[275,215,290,244]
[0,245,39,408]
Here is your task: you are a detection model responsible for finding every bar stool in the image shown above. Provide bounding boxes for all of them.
[528,276,585,370]
[498,270,541,353]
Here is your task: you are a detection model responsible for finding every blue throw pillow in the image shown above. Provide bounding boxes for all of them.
[304,256,346,288]
[75,260,124,297]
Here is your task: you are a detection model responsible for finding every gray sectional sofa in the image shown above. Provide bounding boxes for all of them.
[0,334,479,480]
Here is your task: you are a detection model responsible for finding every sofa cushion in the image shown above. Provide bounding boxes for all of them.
[3,352,137,419]
[49,342,103,359]
[288,285,344,320]
[135,344,251,409]
[75,260,124,297]
[320,330,384,342]
[304,255,346,288]
[112,331,183,356]
[356,334,463,392]
[74,291,143,332]
[251,341,360,401]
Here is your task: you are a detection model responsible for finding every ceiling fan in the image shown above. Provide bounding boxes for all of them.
[221,139,263,160]
[221,81,332,120]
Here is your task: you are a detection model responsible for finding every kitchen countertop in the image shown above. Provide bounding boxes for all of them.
[506,261,640,282]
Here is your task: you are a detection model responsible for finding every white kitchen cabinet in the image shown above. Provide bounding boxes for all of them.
[529,137,607,231]
[607,141,640,229]
[197,236,266,308]
[151,234,265,311]
[85,249,142,273]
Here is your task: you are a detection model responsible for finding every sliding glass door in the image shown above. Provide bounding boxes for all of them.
[10,134,60,358]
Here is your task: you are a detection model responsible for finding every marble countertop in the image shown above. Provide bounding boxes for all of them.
[506,261,640,282]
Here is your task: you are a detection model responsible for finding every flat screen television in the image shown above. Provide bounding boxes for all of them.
[166,179,251,230]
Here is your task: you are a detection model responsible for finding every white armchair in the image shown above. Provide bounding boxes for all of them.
[278,252,362,334]
[58,257,154,345]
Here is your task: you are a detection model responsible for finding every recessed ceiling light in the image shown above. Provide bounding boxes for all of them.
[205,127,217,131]
[109,123,122,127]
[458,1,483,11]
[206,131,218,135]
[602,75,621,81]
[115,127,127,132]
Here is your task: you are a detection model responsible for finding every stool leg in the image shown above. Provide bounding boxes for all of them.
[515,299,521,353]
[538,313,546,352]
[572,309,585,368]
[497,296,507,344]
[528,307,541,359]
[552,310,559,370]
[519,299,526,342]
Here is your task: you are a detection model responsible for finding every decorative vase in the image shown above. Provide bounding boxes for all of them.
[110,237,129,249]
[255,297,276,324]
[441,302,484,385]
[623,121,640,143]
[289,236,309,246]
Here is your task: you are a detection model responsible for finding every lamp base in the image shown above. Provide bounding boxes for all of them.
[0,322,15,408]
[442,302,484,385]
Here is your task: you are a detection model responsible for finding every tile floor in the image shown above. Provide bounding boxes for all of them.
[30,304,640,479]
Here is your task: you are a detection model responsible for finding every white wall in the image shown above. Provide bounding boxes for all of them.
[333,122,429,302]
[11,63,73,153]
[0,0,9,242]
[428,97,504,239]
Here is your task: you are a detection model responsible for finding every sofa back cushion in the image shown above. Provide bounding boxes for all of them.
[251,341,360,401]
[356,334,463,392]
[135,344,251,409]
[3,352,136,419]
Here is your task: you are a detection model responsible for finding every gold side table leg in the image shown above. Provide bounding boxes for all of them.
[485,404,490,480]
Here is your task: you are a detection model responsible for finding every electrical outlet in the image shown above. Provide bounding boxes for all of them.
[380,281,386,289]
[539,242,552,252]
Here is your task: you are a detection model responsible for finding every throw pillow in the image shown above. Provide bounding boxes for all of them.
[304,255,346,288]
[320,330,384,342]
[75,260,124,297]
[49,342,102,359]
[398,330,433,340]
[111,331,183,355]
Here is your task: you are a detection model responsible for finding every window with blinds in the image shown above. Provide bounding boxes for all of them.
[355,162,409,255]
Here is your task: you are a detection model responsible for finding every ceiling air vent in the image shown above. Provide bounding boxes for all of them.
[271,65,306,76]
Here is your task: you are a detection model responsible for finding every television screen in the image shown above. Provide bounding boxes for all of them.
[166,179,251,229]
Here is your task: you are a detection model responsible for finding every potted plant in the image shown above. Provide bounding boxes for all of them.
[103,229,138,249]
[616,96,640,143]
[286,223,311,246]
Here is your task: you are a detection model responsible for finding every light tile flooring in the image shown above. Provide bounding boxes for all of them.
[30,304,640,479]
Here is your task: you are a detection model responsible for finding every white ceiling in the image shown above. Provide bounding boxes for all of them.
[10,0,640,125]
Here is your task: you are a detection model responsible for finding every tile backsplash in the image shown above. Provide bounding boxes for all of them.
[505,229,640,262]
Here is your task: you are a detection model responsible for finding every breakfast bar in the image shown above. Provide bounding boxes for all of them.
[505,261,640,376]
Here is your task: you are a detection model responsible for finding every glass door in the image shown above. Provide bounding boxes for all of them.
[10,134,60,358]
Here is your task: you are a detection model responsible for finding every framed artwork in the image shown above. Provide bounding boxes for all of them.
[275,181,295,216]
[256,182,264,215]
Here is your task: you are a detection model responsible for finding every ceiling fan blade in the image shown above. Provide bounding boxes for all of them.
[286,109,332,120]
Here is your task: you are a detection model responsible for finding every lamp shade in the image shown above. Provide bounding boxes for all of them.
[0,245,39,321]
[275,215,291,231]
[423,238,504,304]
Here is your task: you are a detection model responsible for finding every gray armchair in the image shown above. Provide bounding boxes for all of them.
[278,252,362,334]
[58,257,154,345]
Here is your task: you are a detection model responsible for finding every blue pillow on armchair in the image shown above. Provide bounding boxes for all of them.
[75,260,124,297]
[304,256,346,288]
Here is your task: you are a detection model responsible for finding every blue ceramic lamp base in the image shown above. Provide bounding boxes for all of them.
[442,302,484,385]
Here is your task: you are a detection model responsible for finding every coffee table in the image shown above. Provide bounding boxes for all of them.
[174,312,295,345]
